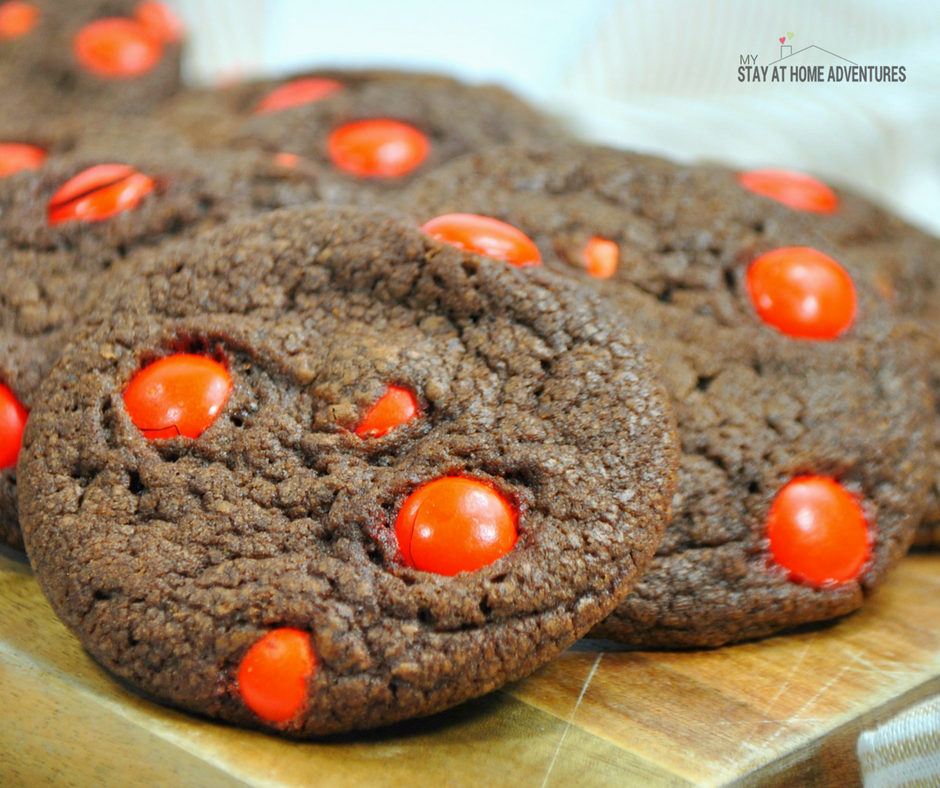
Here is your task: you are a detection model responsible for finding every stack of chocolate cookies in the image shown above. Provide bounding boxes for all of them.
[2,0,938,738]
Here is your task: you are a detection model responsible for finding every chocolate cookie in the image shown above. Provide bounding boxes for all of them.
[0,111,196,188]
[161,70,566,203]
[662,166,940,549]
[18,205,679,735]
[0,120,325,548]
[0,128,324,256]
[0,0,182,121]
[728,178,940,548]
[398,143,935,646]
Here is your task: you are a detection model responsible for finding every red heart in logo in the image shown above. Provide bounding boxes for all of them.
[779,36,786,44]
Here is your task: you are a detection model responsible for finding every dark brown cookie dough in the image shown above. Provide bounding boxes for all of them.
[0,111,195,182]
[0,129,323,256]
[0,0,182,120]
[161,70,566,203]
[768,204,940,550]
[674,165,940,549]
[399,143,935,646]
[0,246,83,549]
[0,119,325,548]
[18,205,679,735]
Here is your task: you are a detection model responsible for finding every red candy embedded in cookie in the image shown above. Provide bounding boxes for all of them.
[422,214,541,268]
[355,386,417,438]
[395,477,517,576]
[738,169,839,214]
[134,1,183,44]
[237,629,316,724]
[0,383,28,470]
[123,354,232,439]
[327,119,429,179]
[0,142,46,179]
[766,476,870,586]
[73,18,163,79]
[253,78,343,115]
[583,237,618,278]
[47,164,155,225]
[747,247,856,339]
[0,1,38,39]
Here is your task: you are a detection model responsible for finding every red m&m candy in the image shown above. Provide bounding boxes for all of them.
[134,1,184,44]
[747,247,856,339]
[355,386,417,438]
[0,142,45,179]
[0,383,28,470]
[395,477,517,576]
[237,629,316,724]
[0,1,39,40]
[738,169,839,214]
[583,237,618,278]
[123,354,232,439]
[766,476,870,587]
[328,119,429,179]
[422,214,541,268]
[73,18,163,79]
[253,78,343,115]
[47,164,154,225]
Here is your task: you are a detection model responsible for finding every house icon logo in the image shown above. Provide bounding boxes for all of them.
[769,31,858,67]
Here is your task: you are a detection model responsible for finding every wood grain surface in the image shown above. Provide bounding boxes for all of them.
[1,547,938,788]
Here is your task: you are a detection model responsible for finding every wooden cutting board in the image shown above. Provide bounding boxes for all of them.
[1,547,938,788]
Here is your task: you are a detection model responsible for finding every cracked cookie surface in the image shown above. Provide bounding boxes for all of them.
[400,143,934,646]
[0,117,324,549]
[19,205,679,735]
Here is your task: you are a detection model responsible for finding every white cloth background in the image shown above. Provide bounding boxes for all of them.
[556,0,940,235]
